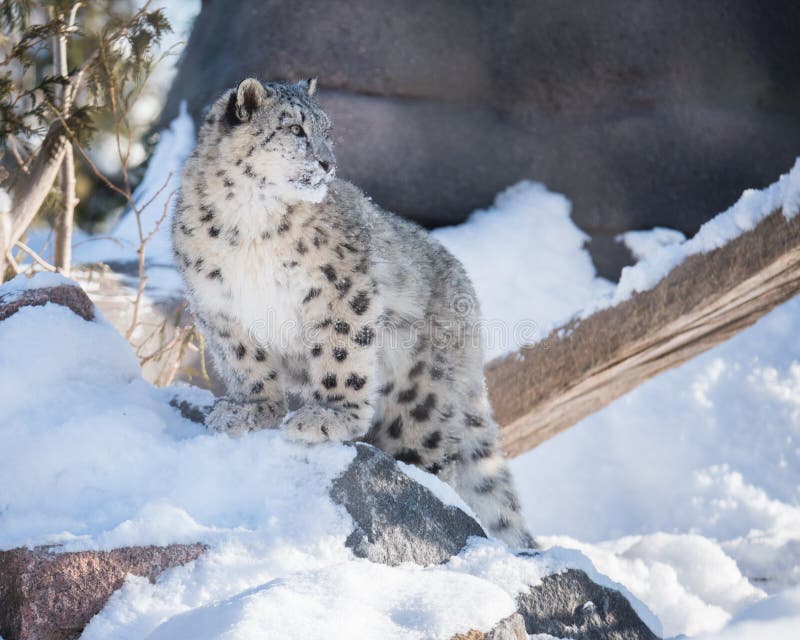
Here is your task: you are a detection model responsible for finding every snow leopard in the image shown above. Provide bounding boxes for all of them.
[173,78,534,548]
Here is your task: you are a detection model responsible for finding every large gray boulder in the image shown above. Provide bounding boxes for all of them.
[330,443,486,565]
[161,0,800,278]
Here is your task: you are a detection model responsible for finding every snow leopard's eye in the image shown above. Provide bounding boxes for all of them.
[290,124,305,137]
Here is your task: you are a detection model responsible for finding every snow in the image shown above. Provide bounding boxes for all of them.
[1,274,650,640]
[398,461,478,520]
[432,181,615,360]
[618,226,687,262]
[113,559,515,640]
[696,585,800,640]
[0,271,74,298]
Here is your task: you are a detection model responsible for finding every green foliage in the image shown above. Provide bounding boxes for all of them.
[0,0,172,231]
[0,0,170,154]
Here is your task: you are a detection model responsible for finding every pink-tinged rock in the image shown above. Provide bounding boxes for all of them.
[0,284,94,322]
[0,544,205,640]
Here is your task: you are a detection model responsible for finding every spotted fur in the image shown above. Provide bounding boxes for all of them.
[173,78,534,548]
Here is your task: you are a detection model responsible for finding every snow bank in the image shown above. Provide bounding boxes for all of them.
[433,181,614,360]
[697,584,800,640]
[3,273,646,640]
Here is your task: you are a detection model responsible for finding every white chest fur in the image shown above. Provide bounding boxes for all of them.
[224,242,302,351]
[191,198,307,354]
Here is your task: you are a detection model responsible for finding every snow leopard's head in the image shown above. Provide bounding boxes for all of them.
[208,78,335,203]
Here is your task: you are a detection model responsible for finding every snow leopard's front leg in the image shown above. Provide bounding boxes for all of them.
[199,312,286,436]
[282,263,381,443]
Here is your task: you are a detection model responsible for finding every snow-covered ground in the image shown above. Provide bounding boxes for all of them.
[3,103,800,638]
[0,273,658,639]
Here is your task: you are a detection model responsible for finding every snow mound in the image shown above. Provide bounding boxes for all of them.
[697,585,800,640]
[433,181,614,360]
[0,273,654,640]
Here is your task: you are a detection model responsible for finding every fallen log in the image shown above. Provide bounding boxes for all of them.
[488,208,800,457]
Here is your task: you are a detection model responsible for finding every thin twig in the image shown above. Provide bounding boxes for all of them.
[14,240,56,272]
[125,185,175,339]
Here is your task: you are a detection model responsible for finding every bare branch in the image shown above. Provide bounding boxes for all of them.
[7,136,31,172]
[14,240,56,272]
[125,184,175,339]
[4,250,20,275]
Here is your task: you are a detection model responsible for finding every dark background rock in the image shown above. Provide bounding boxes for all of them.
[0,544,205,640]
[516,568,660,640]
[330,443,486,566]
[160,0,800,279]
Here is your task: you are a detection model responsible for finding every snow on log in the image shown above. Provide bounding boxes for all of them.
[488,207,800,457]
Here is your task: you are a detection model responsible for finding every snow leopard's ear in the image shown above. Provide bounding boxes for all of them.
[299,77,318,97]
[227,78,272,125]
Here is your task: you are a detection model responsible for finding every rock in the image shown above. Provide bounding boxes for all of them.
[516,568,659,640]
[160,0,800,280]
[485,613,527,640]
[452,613,527,640]
[329,443,486,565]
[0,283,94,322]
[0,544,205,640]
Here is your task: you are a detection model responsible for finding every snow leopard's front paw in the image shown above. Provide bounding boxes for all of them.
[205,398,281,437]
[281,405,354,444]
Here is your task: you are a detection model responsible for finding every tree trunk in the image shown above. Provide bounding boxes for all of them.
[52,17,77,276]
[54,144,76,274]
[488,207,800,457]
[0,122,69,280]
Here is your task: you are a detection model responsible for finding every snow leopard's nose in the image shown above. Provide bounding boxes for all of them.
[312,140,335,175]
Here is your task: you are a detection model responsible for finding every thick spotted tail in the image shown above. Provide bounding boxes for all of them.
[446,437,536,549]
